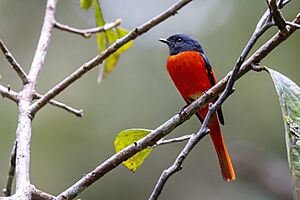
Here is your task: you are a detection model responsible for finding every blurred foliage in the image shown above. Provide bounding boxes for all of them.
[114,129,152,172]
[0,0,299,199]
[268,68,300,199]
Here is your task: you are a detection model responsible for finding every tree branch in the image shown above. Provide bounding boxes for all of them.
[14,0,58,199]
[54,19,122,38]
[27,1,56,88]
[31,187,55,200]
[267,0,288,34]
[154,134,192,147]
[55,13,300,200]
[0,84,18,103]
[0,83,82,117]
[286,21,300,29]
[2,141,17,197]
[33,93,83,117]
[29,0,194,117]
[0,39,29,84]
[149,129,210,200]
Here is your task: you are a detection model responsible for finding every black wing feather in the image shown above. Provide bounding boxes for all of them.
[200,52,225,125]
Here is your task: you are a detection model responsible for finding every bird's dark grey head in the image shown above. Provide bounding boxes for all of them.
[159,34,204,55]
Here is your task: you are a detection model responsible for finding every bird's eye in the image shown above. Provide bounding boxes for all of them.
[175,38,183,44]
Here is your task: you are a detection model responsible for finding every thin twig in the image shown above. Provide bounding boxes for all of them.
[256,0,290,32]
[0,39,29,84]
[154,134,192,147]
[0,83,82,117]
[286,21,300,29]
[54,19,122,38]
[29,0,194,117]
[149,129,210,200]
[278,0,291,8]
[267,0,288,34]
[0,84,18,103]
[33,93,83,117]
[2,141,17,196]
[55,13,300,200]
[251,63,268,72]
[0,196,15,200]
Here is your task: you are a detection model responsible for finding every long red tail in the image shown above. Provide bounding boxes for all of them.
[205,112,236,181]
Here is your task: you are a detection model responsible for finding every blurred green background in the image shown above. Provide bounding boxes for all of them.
[0,0,299,199]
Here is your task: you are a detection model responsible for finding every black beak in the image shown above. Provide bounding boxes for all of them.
[159,38,170,45]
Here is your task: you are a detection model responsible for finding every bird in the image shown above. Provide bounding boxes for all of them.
[159,34,236,181]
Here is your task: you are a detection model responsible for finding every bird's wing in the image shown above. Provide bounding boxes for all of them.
[200,52,225,125]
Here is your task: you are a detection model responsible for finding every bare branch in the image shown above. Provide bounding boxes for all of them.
[31,187,55,200]
[287,21,300,29]
[149,129,210,200]
[278,0,291,8]
[0,83,81,117]
[54,19,122,38]
[0,84,18,103]
[256,0,290,31]
[27,1,56,88]
[267,0,288,34]
[14,0,58,198]
[251,63,268,72]
[154,134,191,147]
[2,141,16,197]
[29,0,194,116]
[55,13,300,200]
[0,196,15,200]
[33,93,83,117]
[0,39,29,84]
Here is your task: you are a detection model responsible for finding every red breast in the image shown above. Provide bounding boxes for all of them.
[166,51,212,101]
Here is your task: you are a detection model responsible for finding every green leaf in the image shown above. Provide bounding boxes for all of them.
[100,28,133,80]
[114,129,153,172]
[92,0,105,26]
[90,1,133,81]
[268,68,300,196]
[92,0,106,52]
[80,0,92,10]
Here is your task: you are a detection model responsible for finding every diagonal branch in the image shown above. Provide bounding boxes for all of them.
[55,13,300,200]
[0,39,29,84]
[27,1,56,87]
[29,0,194,117]
[2,141,17,197]
[0,83,82,117]
[54,19,122,38]
[31,187,55,200]
[267,0,288,34]
[149,129,210,200]
[0,84,18,103]
[33,93,83,117]
[286,20,300,29]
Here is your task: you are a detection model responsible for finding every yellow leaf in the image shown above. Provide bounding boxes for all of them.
[114,129,153,172]
[101,28,133,79]
[91,0,134,81]
[116,27,133,53]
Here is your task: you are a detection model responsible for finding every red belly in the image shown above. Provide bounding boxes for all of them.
[166,51,212,101]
